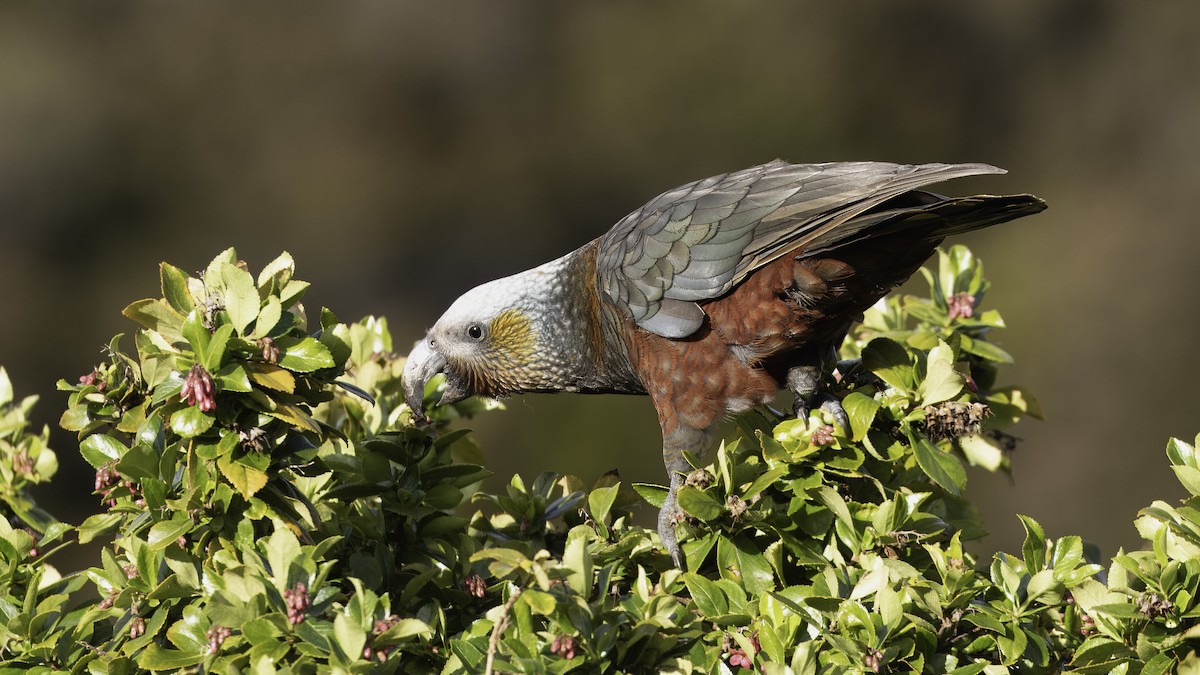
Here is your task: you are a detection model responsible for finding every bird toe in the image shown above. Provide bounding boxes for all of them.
[657,495,685,569]
[820,396,850,431]
[794,392,849,431]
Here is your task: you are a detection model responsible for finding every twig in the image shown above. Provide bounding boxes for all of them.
[484,585,523,675]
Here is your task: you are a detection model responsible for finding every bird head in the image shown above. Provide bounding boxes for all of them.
[402,263,560,423]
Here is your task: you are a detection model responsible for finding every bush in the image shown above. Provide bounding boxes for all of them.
[0,246,1196,672]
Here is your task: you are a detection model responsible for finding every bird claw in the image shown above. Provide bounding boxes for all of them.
[794,393,849,431]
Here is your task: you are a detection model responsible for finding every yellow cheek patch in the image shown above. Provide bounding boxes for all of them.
[489,309,536,359]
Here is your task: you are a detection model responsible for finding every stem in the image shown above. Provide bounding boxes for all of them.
[484,585,523,675]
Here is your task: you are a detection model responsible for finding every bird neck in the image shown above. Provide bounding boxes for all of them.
[521,242,645,395]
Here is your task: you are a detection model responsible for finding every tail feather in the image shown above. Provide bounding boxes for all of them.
[803,193,1046,255]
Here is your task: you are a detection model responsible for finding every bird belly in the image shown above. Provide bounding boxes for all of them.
[627,325,782,436]
[625,240,940,439]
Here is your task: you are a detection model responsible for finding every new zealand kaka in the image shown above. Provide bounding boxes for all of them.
[401,160,1045,566]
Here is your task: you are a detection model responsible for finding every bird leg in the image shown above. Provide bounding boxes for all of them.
[787,360,849,431]
[658,425,714,569]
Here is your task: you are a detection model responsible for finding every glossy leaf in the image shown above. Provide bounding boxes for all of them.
[919,340,964,406]
[160,263,195,314]
[717,535,775,594]
[276,336,335,372]
[218,454,269,499]
[841,391,880,441]
[138,644,204,671]
[246,362,296,393]
[587,484,619,523]
[862,338,914,391]
[221,262,261,336]
[170,405,214,438]
[123,298,184,340]
[147,517,192,551]
[80,434,126,469]
[677,486,724,521]
[911,432,966,495]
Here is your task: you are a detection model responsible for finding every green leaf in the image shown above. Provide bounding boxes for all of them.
[1142,652,1177,675]
[841,391,880,441]
[80,434,126,469]
[215,363,253,393]
[265,527,302,589]
[376,618,432,642]
[919,340,965,406]
[521,589,557,614]
[1019,514,1047,573]
[276,336,335,372]
[1025,569,1061,604]
[246,363,296,393]
[996,624,1027,666]
[171,405,215,438]
[332,613,367,666]
[78,512,122,544]
[0,366,10,407]
[717,535,775,594]
[221,262,261,336]
[279,279,310,307]
[181,308,210,355]
[1172,465,1200,497]
[683,573,728,616]
[320,320,353,368]
[116,442,160,481]
[160,263,195,314]
[1168,436,1197,467]
[148,517,192,551]
[123,298,185,341]
[251,296,283,339]
[1051,536,1085,579]
[138,644,204,671]
[587,484,619,523]
[959,433,1004,471]
[257,251,295,294]
[1090,603,1141,619]
[217,454,269,500]
[742,464,790,500]
[196,323,233,371]
[471,548,531,579]
[242,617,283,645]
[148,573,196,601]
[563,529,593,595]
[167,605,209,652]
[910,432,965,495]
[677,486,724,521]
[988,385,1044,423]
[267,402,321,434]
[815,486,853,526]
[862,338,915,391]
[960,335,1014,364]
[1070,635,1137,666]
[293,618,331,653]
[633,482,667,509]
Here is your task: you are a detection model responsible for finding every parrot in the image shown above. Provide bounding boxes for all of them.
[401,160,1045,566]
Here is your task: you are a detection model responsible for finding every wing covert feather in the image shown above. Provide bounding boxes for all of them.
[596,160,1006,338]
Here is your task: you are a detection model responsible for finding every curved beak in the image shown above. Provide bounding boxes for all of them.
[402,338,444,424]
[401,337,471,424]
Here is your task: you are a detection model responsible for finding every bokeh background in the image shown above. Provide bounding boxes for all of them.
[3,2,1198,573]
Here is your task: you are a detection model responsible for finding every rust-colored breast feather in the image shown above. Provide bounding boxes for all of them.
[624,234,939,437]
[625,320,778,437]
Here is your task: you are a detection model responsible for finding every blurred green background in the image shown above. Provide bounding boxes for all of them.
[3,2,1198,572]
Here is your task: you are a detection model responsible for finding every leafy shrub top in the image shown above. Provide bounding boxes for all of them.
[0,247,1196,673]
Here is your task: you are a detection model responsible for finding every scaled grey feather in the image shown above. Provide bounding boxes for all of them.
[596,160,1007,338]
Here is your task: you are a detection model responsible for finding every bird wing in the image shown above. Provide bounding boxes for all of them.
[596,160,1006,338]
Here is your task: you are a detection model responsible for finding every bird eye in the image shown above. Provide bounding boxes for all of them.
[467,324,485,340]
